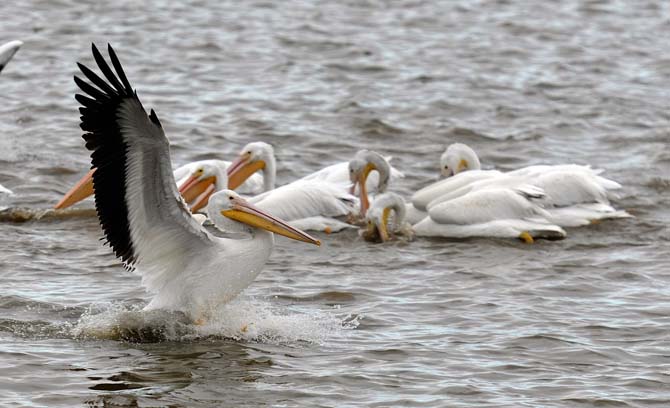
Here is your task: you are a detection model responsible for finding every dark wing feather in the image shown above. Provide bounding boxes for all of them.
[76,43,211,273]
[75,43,137,266]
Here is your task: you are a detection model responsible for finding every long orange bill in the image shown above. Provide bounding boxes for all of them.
[226,155,264,190]
[358,171,369,217]
[54,168,96,209]
[190,184,216,213]
[222,197,321,246]
[178,175,216,204]
[378,207,391,242]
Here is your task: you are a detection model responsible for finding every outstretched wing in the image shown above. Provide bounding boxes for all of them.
[75,44,212,281]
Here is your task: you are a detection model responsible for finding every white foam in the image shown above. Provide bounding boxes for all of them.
[72,298,358,344]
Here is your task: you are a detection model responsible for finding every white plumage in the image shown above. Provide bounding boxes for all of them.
[408,143,630,228]
[74,44,319,322]
[0,40,22,74]
[413,188,566,240]
[299,156,404,194]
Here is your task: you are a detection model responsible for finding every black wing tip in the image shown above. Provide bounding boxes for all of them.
[149,109,162,127]
[76,42,138,269]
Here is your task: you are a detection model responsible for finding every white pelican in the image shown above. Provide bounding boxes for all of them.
[179,141,360,232]
[298,151,404,194]
[361,192,414,243]
[225,142,404,194]
[412,188,566,242]
[347,150,398,217]
[349,152,563,242]
[179,144,403,231]
[0,40,22,74]
[74,44,320,322]
[408,143,630,227]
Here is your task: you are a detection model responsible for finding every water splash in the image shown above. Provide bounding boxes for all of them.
[72,298,357,344]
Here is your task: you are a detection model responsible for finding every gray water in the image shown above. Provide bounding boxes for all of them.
[1,0,669,407]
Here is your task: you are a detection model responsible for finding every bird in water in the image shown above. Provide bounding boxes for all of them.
[409,143,630,228]
[361,192,414,243]
[73,43,320,323]
[180,141,360,232]
[351,150,566,242]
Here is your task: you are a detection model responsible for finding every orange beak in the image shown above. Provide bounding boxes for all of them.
[178,175,217,212]
[222,197,321,246]
[189,183,216,213]
[54,168,95,209]
[357,163,375,217]
[227,154,265,190]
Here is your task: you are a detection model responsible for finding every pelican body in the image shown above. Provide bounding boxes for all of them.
[74,44,319,321]
[408,143,630,228]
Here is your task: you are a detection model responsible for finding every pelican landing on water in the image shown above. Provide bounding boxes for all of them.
[73,44,320,322]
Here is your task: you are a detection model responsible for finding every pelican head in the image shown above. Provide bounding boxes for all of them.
[227,142,276,191]
[440,143,481,177]
[348,150,390,216]
[361,192,407,243]
[207,190,320,245]
[178,162,226,213]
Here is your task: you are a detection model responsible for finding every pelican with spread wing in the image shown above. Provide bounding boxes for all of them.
[74,44,319,322]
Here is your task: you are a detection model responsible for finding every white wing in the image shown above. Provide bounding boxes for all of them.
[413,188,565,240]
[426,189,549,225]
[412,169,502,211]
[75,44,218,296]
[251,180,356,221]
[0,40,22,73]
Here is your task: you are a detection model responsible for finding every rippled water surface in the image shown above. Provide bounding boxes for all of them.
[1,0,669,406]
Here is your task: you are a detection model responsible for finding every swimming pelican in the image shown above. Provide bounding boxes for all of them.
[412,188,566,242]
[0,40,22,74]
[347,150,396,217]
[74,43,320,322]
[181,141,360,232]
[225,142,404,194]
[408,143,630,227]
[361,192,414,243]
